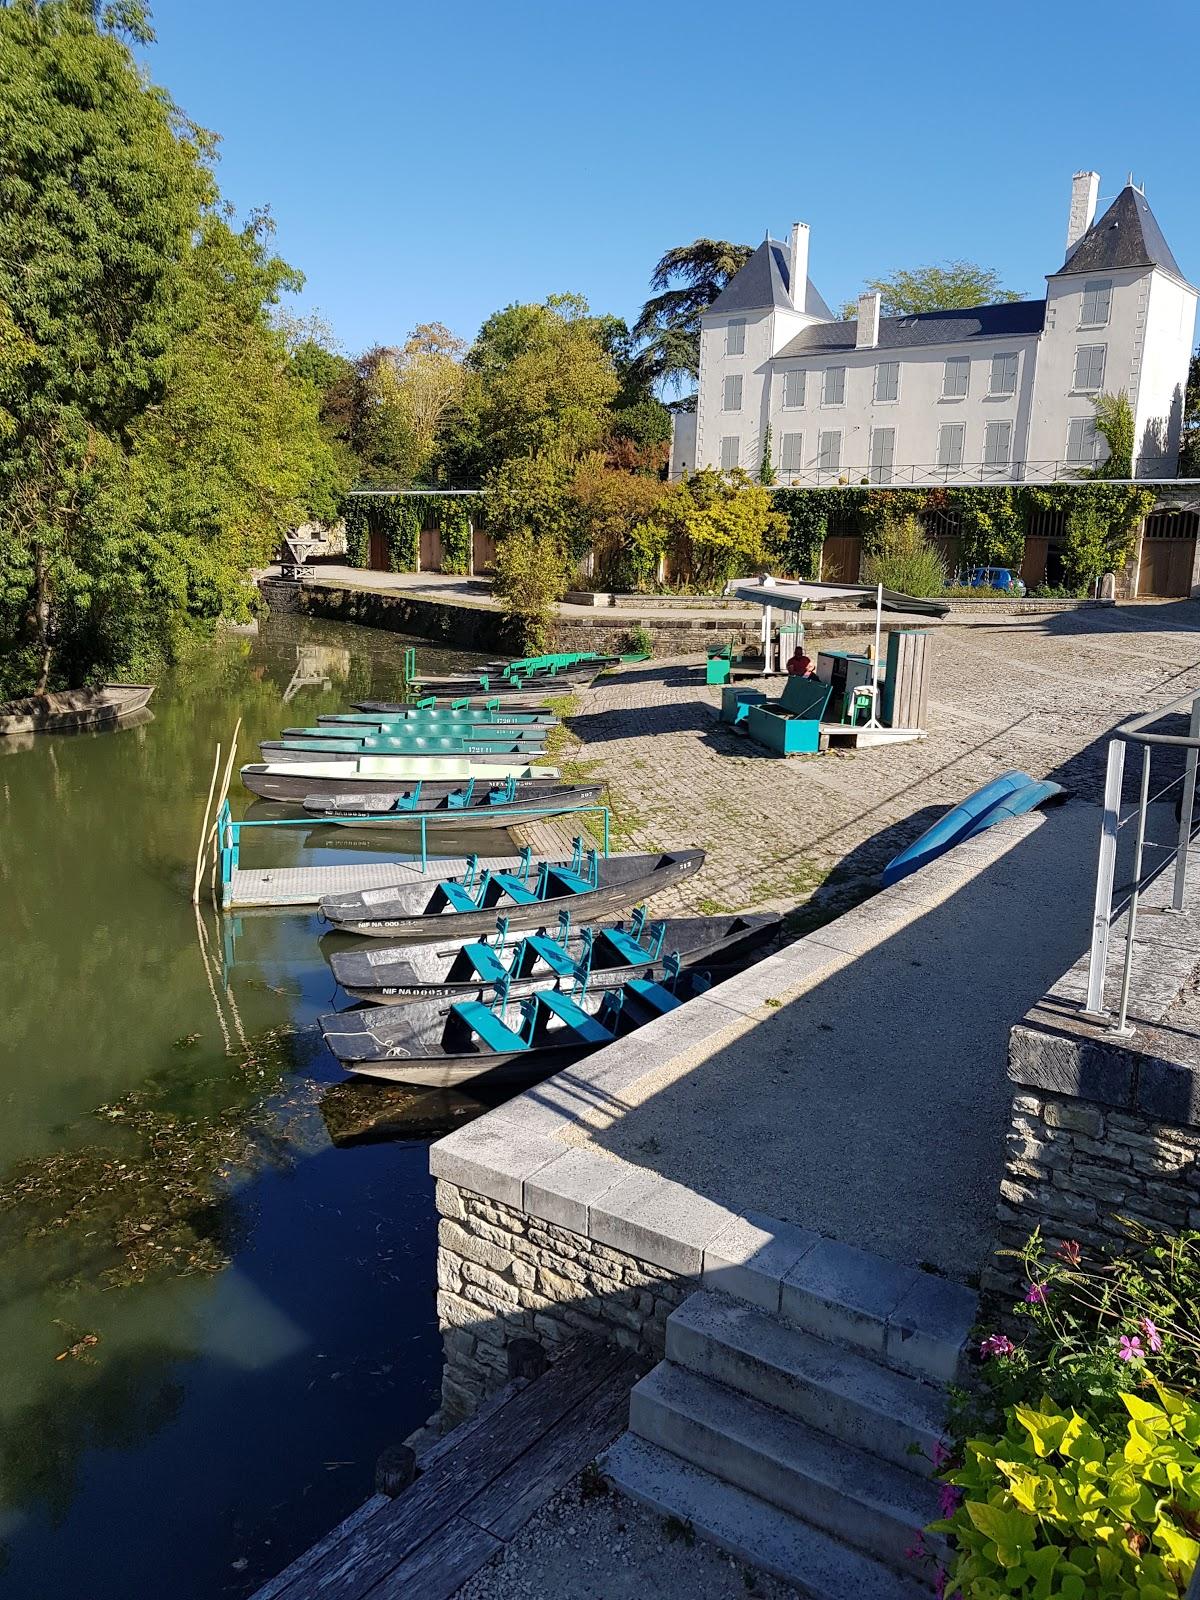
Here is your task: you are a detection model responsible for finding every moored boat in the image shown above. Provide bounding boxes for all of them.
[240,756,560,803]
[303,778,601,829]
[259,733,547,763]
[318,958,713,1087]
[0,683,155,736]
[319,844,705,938]
[329,907,779,1003]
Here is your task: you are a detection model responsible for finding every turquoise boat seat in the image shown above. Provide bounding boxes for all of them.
[536,990,615,1044]
[524,935,575,976]
[453,999,529,1053]
[463,943,510,983]
[599,926,650,966]
[491,872,541,904]
[548,868,593,895]
[625,977,683,1014]
[442,881,484,911]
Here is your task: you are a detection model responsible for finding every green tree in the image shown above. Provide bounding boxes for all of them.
[1180,350,1200,477]
[632,240,754,394]
[629,468,786,591]
[840,260,1022,320]
[0,0,337,692]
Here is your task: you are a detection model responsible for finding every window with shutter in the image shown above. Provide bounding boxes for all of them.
[719,435,740,470]
[783,370,805,408]
[874,362,899,403]
[817,430,841,471]
[823,367,846,405]
[1073,345,1106,392]
[725,319,746,356]
[869,428,896,483]
[942,357,969,398]
[937,424,965,469]
[1079,280,1112,328]
[989,354,1018,395]
[983,421,1012,468]
[722,375,743,410]
[1066,418,1098,464]
[780,432,803,471]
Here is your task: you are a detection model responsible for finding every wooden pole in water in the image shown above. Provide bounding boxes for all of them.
[208,718,242,908]
[192,744,222,906]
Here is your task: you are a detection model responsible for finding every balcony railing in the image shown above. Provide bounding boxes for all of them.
[765,459,1106,488]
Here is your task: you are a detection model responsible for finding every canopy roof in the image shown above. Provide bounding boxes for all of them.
[729,578,950,619]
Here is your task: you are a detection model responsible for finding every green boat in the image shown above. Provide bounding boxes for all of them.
[285,721,551,743]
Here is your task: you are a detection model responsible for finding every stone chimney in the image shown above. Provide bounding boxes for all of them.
[1066,171,1100,252]
[856,291,881,349]
[789,222,809,309]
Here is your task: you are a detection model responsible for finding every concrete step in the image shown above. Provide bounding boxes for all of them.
[630,1361,939,1575]
[667,1291,948,1477]
[602,1432,931,1600]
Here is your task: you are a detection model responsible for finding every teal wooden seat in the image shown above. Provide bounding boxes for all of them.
[524,935,576,976]
[491,873,541,905]
[536,990,614,1044]
[447,778,476,810]
[599,926,650,966]
[548,868,592,895]
[463,943,510,983]
[453,999,530,1052]
[625,977,683,1014]
[442,879,484,911]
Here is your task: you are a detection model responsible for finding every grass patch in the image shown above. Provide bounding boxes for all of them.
[696,895,734,915]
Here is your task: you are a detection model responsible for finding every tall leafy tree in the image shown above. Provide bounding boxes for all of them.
[632,240,753,394]
[0,0,338,693]
[840,261,1022,319]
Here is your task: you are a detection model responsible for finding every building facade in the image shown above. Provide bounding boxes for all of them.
[672,173,1197,486]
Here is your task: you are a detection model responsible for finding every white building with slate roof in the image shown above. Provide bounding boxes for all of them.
[671,172,1197,486]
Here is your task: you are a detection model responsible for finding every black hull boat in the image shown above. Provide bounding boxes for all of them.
[258,737,547,763]
[329,911,778,1003]
[318,965,714,1087]
[303,781,603,830]
[319,847,705,939]
[350,694,558,715]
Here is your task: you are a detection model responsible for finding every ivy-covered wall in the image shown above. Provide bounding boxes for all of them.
[342,494,475,574]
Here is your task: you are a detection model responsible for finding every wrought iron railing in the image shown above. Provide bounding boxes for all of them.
[1085,692,1200,1033]
[770,460,1107,488]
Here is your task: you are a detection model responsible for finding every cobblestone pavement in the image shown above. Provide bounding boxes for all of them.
[553,599,1200,923]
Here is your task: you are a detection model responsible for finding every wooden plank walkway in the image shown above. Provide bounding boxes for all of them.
[251,1341,643,1600]
[227,854,521,909]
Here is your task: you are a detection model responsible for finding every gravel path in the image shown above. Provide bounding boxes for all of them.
[454,1468,801,1600]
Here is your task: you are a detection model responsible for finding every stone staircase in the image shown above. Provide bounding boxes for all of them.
[602,1263,976,1598]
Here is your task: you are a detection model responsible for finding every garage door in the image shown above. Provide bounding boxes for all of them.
[821,536,862,583]
[1139,515,1197,597]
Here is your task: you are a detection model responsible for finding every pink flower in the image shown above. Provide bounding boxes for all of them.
[980,1333,1016,1359]
[1141,1318,1163,1353]
[1118,1334,1144,1363]
[904,1532,927,1563]
[1025,1282,1048,1305]
[938,1482,962,1519]
[930,1439,952,1469]
[1055,1240,1081,1266]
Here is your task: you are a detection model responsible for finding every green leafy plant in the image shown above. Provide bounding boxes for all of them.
[932,1384,1200,1599]
[863,515,946,597]
[623,624,653,656]
[628,467,786,591]
[1090,391,1135,479]
[492,527,567,653]
[759,424,776,486]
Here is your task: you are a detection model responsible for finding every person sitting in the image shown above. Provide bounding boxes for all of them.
[786,644,815,677]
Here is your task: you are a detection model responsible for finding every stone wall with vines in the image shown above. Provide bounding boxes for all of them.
[341,494,475,574]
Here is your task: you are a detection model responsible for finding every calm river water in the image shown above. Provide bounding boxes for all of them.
[0,615,499,1599]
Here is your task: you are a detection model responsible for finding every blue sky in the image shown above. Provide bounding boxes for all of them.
[145,0,1200,357]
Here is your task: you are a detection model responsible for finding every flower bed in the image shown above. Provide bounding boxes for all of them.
[925,1225,1200,1597]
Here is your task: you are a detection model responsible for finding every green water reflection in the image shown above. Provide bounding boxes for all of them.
[0,616,491,1598]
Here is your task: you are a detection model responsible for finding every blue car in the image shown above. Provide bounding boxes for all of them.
[969,565,1026,596]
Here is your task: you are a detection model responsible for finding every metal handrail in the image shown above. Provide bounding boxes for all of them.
[1084,689,1200,1032]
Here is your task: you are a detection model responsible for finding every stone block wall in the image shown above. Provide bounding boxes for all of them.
[432,1181,691,1428]
[987,1087,1200,1304]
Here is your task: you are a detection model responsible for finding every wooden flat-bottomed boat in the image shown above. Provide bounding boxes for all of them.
[303,778,601,830]
[319,845,704,938]
[240,756,560,803]
[0,683,154,736]
[328,907,778,1003]
[259,733,547,763]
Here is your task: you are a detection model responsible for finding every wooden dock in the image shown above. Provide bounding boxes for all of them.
[227,854,521,909]
[251,1340,642,1600]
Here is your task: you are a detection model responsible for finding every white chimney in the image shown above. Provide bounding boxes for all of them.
[856,291,881,349]
[789,222,809,309]
[1066,170,1100,252]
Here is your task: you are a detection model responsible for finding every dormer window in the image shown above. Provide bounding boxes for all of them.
[1079,279,1112,329]
[725,319,746,356]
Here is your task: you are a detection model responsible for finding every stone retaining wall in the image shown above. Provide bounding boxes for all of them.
[434,1180,691,1426]
[298,582,518,652]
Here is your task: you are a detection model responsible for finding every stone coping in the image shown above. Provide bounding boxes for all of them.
[1009,814,1200,1125]
[430,817,1045,1300]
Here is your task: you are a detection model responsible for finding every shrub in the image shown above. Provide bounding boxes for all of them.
[492,528,567,653]
[932,1384,1200,1598]
[623,624,653,656]
[863,515,946,597]
[569,455,667,590]
[628,468,786,592]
